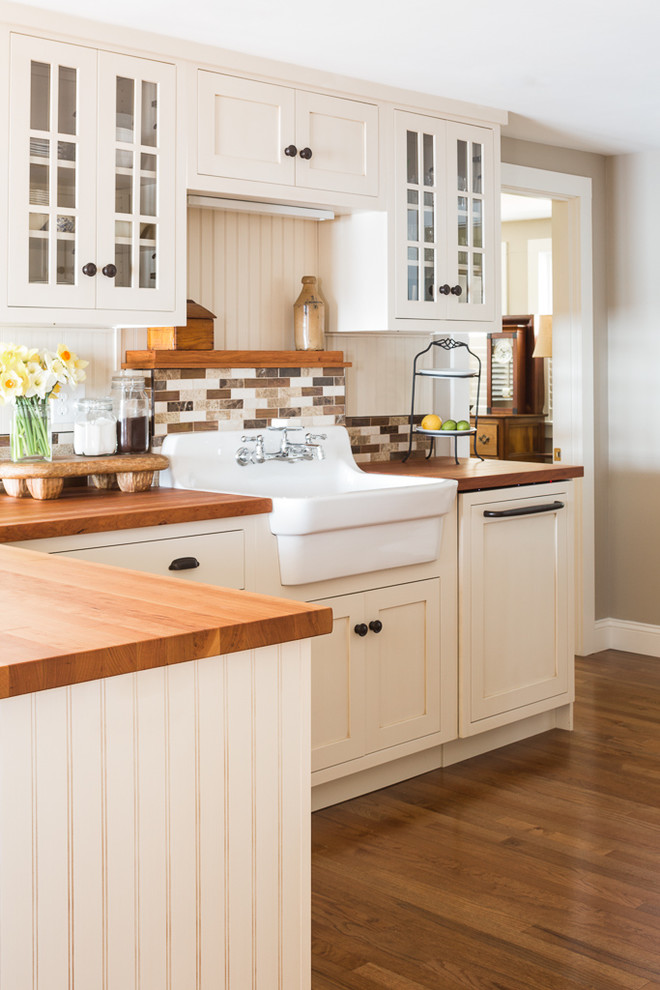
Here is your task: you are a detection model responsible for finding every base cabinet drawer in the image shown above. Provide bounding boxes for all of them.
[474,421,499,458]
[51,530,246,590]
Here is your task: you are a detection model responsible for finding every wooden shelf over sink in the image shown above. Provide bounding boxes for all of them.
[122,349,351,369]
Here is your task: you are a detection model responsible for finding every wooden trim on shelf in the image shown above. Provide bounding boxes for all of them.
[122,349,351,369]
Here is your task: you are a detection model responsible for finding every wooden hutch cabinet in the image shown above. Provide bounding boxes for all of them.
[472,315,548,462]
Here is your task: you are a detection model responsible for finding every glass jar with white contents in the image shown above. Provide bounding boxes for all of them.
[73,398,117,456]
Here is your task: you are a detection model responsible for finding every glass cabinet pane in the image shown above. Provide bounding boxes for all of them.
[30,163,49,206]
[404,125,438,308]
[452,134,486,306]
[58,66,77,135]
[26,56,81,289]
[457,140,467,193]
[407,246,419,301]
[111,75,160,290]
[116,77,135,142]
[141,81,157,147]
[406,130,418,185]
[423,133,434,186]
[472,143,483,194]
[30,62,50,131]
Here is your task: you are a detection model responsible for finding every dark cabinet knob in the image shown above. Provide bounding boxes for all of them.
[450,284,463,296]
[82,262,97,277]
[284,144,298,157]
[438,284,450,295]
[354,623,368,637]
[168,556,200,571]
[299,147,313,160]
[369,620,383,634]
[102,263,117,278]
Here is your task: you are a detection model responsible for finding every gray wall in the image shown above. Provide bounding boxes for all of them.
[501,138,610,622]
[605,152,660,624]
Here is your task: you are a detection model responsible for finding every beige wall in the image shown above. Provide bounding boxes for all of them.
[501,138,609,623]
[501,217,552,314]
[605,151,660,624]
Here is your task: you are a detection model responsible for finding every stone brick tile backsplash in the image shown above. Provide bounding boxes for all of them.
[346,416,431,462]
[151,366,346,441]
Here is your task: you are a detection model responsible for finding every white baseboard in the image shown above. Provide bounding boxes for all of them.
[592,618,660,657]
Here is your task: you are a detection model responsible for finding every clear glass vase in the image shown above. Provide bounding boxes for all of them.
[11,396,53,462]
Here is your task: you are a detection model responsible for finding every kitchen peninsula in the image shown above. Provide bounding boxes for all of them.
[0,527,331,990]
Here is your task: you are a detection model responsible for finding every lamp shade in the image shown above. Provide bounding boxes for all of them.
[533,315,552,358]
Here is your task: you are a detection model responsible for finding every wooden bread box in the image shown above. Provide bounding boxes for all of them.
[147,299,215,350]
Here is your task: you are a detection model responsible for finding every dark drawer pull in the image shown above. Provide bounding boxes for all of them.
[354,623,368,637]
[484,501,564,519]
[168,556,200,571]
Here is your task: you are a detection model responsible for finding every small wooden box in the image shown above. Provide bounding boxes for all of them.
[147,300,215,350]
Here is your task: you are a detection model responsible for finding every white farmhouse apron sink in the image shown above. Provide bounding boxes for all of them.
[161,426,457,585]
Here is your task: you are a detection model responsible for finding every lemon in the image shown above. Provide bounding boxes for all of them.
[440,419,457,431]
[420,414,442,431]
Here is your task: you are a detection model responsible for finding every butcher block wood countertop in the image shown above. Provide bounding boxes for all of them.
[0,485,272,542]
[0,544,332,699]
[362,456,584,491]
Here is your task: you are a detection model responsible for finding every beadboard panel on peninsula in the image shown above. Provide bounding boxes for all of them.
[0,643,311,990]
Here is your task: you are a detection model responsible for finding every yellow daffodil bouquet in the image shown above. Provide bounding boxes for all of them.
[0,343,88,461]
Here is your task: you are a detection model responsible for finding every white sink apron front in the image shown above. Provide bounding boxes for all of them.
[161,426,458,585]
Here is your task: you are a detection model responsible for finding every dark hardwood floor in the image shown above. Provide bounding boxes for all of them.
[312,651,660,990]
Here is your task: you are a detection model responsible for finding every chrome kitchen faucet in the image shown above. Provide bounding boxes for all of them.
[235,426,326,465]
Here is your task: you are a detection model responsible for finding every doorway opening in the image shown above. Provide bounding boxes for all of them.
[470,192,555,463]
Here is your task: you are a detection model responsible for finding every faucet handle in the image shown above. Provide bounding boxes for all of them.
[305,432,327,442]
[238,434,265,463]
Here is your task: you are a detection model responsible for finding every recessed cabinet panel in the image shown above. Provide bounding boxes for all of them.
[197,72,296,184]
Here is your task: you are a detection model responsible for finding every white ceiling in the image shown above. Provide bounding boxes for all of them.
[9,0,660,156]
[501,194,552,223]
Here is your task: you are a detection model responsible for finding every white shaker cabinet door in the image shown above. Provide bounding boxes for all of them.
[197,71,297,185]
[294,91,378,197]
[8,34,98,309]
[364,578,442,752]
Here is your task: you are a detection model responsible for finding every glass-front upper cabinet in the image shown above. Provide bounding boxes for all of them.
[8,34,177,321]
[395,110,495,324]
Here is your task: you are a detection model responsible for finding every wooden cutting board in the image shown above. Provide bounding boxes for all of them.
[0,453,169,500]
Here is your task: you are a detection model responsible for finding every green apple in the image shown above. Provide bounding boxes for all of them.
[456,420,470,431]
[440,419,457,431]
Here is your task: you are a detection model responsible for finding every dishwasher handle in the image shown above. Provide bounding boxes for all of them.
[484,500,564,519]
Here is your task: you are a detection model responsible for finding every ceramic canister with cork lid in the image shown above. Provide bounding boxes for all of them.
[111,374,151,454]
[293,276,325,350]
